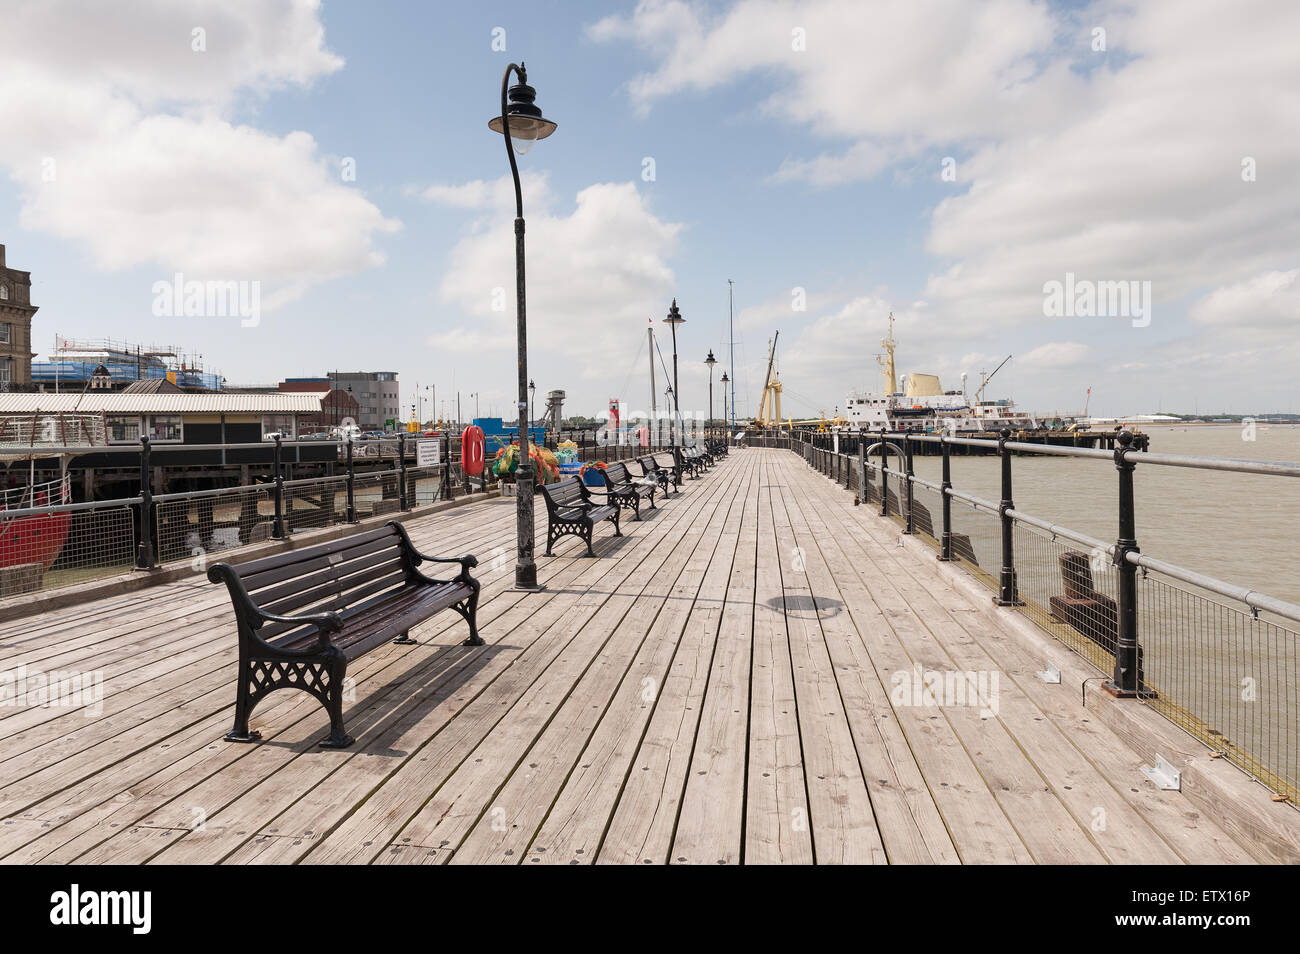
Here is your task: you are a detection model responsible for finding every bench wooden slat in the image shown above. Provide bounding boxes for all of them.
[238,532,404,591]
[232,524,398,579]
[253,547,407,613]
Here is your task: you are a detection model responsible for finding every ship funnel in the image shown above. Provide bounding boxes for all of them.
[961,372,968,401]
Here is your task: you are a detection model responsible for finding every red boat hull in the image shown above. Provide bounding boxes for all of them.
[0,511,72,573]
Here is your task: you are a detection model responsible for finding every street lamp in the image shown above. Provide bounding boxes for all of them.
[528,379,536,426]
[720,372,729,443]
[663,299,684,448]
[705,349,717,441]
[490,62,556,592]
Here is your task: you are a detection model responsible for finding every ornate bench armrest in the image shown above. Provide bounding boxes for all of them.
[208,562,342,651]
[387,521,479,584]
[257,607,344,637]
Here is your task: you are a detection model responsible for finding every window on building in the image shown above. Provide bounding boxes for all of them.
[0,324,9,344]
[149,414,183,442]
[0,285,8,300]
[262,415,296,439]
[0,358,10,387]
[107,415,143,443]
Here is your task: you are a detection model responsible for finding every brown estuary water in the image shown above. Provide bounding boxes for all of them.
[911,424,1300,607]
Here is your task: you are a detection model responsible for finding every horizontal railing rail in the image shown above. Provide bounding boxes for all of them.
[0,429,659,601]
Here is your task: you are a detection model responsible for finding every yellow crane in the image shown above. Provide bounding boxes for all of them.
[757,331,783,427]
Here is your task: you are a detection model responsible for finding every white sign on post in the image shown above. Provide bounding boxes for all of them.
[416,439,441,467]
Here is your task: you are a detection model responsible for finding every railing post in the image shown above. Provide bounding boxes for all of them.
[272,434,285,539]
[345,437,357,522]
[442,431,451,500]
[879,428,889,517]
[994,427,1023,606]
[1106,430,1144,696]
[938,434,954,561]
[902,429,916,534]
[855,434,866,506]
[398,433,408,511]
[135,436,157,570]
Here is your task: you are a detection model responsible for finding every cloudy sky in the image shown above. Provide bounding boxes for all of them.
[1,0,1296,420]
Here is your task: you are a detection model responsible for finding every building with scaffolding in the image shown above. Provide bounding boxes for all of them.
[30,337,223,393]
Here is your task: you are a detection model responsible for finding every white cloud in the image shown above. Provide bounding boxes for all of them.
[418,172,552,212]
[1189,270,1299,329]
[1021,341,1092,368]
[591,0,1300,412]
[590,0,1076,157]
[425,176,682,380]
[0,0,398,309]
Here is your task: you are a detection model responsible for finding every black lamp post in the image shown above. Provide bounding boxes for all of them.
[489,62,556,591]
[528,379,536,426]
[663,299,684,447]
[705,349,717,441]
[720,371,729,442]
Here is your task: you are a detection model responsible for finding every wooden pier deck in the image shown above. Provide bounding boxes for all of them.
[0,449,1265,864]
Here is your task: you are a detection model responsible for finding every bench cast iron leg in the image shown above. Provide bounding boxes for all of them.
[613,509,623,538]
[393,629,417,645]
[459,577,484,646]
[225,659,263,743]
[319,648,354,748]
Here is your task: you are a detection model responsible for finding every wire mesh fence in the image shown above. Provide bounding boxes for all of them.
[155,485,276,564]
[283,474,350,533]
[1010,521,1120,675]
[0,500,137,596]
[1138,569,1300,803]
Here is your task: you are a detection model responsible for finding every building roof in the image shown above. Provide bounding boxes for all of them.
[0,392,323,414]
[120,377,185,394]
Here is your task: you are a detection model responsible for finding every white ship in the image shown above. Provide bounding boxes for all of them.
[843,315,1077,433]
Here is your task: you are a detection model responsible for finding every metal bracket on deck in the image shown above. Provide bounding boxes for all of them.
[1036,663,1061,684]
[1141,755,1181,791]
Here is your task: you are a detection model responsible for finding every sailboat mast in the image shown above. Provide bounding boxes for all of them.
[648,323,658,445]
[728,279,735,432]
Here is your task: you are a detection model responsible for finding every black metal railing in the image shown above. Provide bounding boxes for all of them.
[791,428,1300,805]
[0,431,663,600]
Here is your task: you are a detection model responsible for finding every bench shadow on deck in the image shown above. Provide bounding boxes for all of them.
[0,449,1278,865]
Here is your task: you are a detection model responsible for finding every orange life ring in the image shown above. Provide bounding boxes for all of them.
[461,426,485,477]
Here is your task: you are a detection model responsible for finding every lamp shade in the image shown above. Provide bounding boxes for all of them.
[488,81,557,155]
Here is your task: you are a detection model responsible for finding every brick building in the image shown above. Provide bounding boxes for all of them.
[0,244,37,390]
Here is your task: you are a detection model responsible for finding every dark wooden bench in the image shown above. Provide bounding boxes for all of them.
[680,445,711,476]
[208,521,481,748]
[635,454,680,494]
[1049,550,1142,679]
[599,461,657,520]
[539,476,622,556]
[707,438,728,458]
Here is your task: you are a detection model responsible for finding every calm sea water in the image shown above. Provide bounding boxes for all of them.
[910,424,1300,608]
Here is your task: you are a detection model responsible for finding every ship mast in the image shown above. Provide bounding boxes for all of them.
[876,312,897,394]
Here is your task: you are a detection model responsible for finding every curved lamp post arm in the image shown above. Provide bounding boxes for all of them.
[500,62,526,219]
